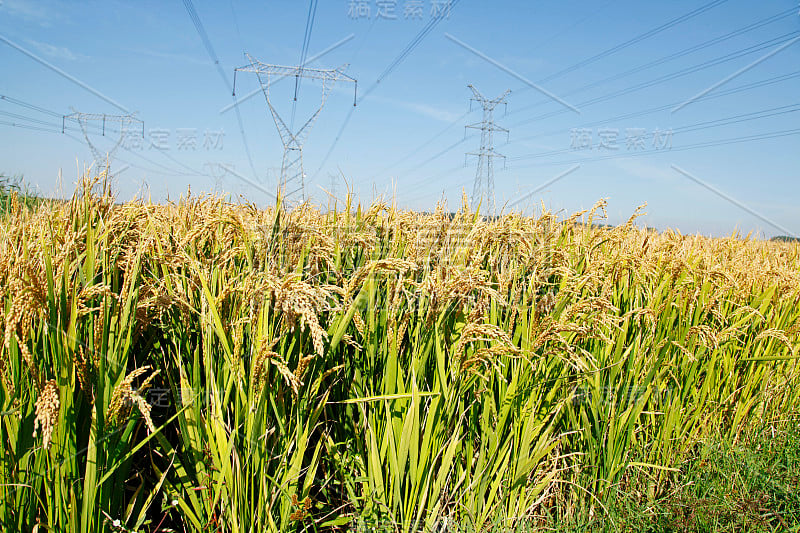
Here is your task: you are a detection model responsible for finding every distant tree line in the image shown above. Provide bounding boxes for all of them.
[771,235,800,243]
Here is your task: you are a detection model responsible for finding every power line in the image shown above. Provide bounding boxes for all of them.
[0,94,62,118]
[1,98,134,139]
[506,70,800,148]
[0,95,112,134]
[299,0,318,70]
[311,0,462,181]
[676,104,800,133]
[512,127,800,170]
[401,163,470,206]
[2,97,211,178]
[110,137,205,176]
[376,109,474,178]
[404,116,800,206]
[509,103,800,163]
[0,35,130,113]
[62,130,161,176]
[180,0,260,182]
[466,0,730,105]
[0,124,198,178]
[310,104,359,185]
[368,0,462,98]
[327,0,718,183]
[296,0,318,95]
[66,131,203,177]
[407,126,800,207]
[0,110,62,128]
[181,0,231,91]
[0,107,119,138]
[0,120,62,134]
[292,0,319,129]
[229,0,245,48]
[65,108,208,177]
[537,0,731,85]
[375,0,623,180]
[404,135,476,177]
[527,0,618,52]
[405,32,800,171]
[231,102,259,181]
[507,6,798,121]
[510,31,800,130]
[351,16,379,63]
[382,0,740,178]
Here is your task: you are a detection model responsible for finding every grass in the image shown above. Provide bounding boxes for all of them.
[0,174,798,532]
[0,174,43,212]
[544,419,800,532]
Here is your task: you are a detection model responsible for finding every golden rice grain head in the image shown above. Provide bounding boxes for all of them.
[93,304,106,351]
[455,322,517,359]
[341,333,363,350]
[252,347,277,389]
[107,366,159,433]
[684,325,720,351]
[33,379,60,449]
[294,354,315,383]
[74,346,94,400]
[271,357,301,396]
[755,328,795,356]
[0,356,12,396]
[353,313,366,337]
[15,335,37,380]
[671,340,697,363]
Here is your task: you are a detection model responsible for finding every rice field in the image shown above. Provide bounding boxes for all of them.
[1,175,798,532]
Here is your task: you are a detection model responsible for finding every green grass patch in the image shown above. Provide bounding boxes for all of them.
[543,418,800,532]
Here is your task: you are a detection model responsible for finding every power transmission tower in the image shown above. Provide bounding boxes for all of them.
[63,111,143,171]
[233,54,356,205]
[465,85,510,215]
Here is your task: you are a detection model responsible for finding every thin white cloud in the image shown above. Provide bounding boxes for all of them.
[371,94,461,123]
[3,0,61,26]
[124,47,210,66]
[401,101,461,123]
[25,39,84,61]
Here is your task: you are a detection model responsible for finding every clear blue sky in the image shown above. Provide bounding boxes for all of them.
[1,0,798,237]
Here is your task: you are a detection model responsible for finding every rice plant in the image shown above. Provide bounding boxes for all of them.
[0,176,798,531]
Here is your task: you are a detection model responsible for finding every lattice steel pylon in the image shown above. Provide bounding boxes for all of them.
[465,85,510,215]
[62,111,143,171]
[233,54,357,204]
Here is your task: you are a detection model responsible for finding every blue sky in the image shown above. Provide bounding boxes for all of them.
[1,0,798,237]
